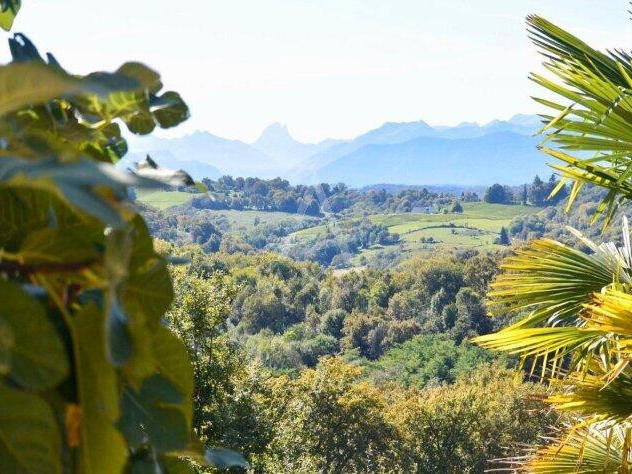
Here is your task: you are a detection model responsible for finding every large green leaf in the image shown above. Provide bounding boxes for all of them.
[70,61,189,137]
[118,374,190,453]
[152,326,194,426]
[121,216,174,323]
[0,62,81,117]
[107,217,173,383]
[0,382,61,474]
[487,236,626,327]
[72,304,127,474]
[105,298,133,367]
[152,91,189,128]
[0,157,130,226]
[518,425,625,473]
[16,225,103,265]
[0,280,68,389]
[527,15,632,223]
[0,35,188,165]
[0,187,80,252]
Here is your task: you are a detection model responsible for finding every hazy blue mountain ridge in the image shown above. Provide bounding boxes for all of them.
[123,114,549,185]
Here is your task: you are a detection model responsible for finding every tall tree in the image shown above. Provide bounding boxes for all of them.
[484,183,512,204]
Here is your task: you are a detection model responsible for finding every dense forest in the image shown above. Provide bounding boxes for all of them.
[161,243,553,471]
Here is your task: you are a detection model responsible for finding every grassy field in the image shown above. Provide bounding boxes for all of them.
[137,191,317,233]
[138,192,539,265]
[352,202,540,264]
[206,210,316,233]
[136,190,201,210]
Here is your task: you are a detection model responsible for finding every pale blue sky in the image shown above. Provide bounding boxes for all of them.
[9,1,632,141]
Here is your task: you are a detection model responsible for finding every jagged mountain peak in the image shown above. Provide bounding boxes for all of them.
[254,122,296,146]
[123,114,544,185]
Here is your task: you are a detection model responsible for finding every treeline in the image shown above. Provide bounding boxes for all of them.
[162,243,553,471]
[182,174,570,216]
[483,174,568,205]
[508,184,628,244]
[182,175,458,216]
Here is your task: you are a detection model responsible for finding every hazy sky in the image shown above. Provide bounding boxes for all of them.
[9,1,632,142]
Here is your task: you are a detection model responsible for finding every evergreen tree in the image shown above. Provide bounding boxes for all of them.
[497,227,510,245]
[528,175,548,206]
[451,201,464,213]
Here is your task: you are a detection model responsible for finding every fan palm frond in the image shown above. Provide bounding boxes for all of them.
[527,15,632,224]
[548,369,632,425]
[521,425,629,473]
[488,236,629,328]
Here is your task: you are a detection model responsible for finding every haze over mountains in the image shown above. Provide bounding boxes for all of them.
[124,114,550,187]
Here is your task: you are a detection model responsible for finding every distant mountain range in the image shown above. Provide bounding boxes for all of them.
[121,114,551,187]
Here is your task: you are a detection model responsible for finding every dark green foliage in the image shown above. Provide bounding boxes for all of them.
[460,191,480,202]
[463,254,500,295]
[188,177,456,217]
[450,200,463,213]
[497,226,510,245]
[176,249,499,370]
[320,309,347,339]
[528,174,568,207]
[368,334,493,386]
[0,4,246,471]
[484,183,514,204]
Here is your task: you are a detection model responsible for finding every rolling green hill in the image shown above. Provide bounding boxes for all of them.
[281,202,540,267]
[136,190,201,210]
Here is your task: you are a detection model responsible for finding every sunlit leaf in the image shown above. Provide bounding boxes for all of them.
[72,303,127,474]
[487,235,626,327]
[0,0,20,31]
[0,62,81,117]
[152,326,194,426]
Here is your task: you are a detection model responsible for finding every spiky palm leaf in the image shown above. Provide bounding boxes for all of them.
[504,425,630,473]
[474,9,632,473]
[487,235,630,328]
[474,226,632,382]
[528,14,632,227]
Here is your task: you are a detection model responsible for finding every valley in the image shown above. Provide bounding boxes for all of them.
[138,187,543,269]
